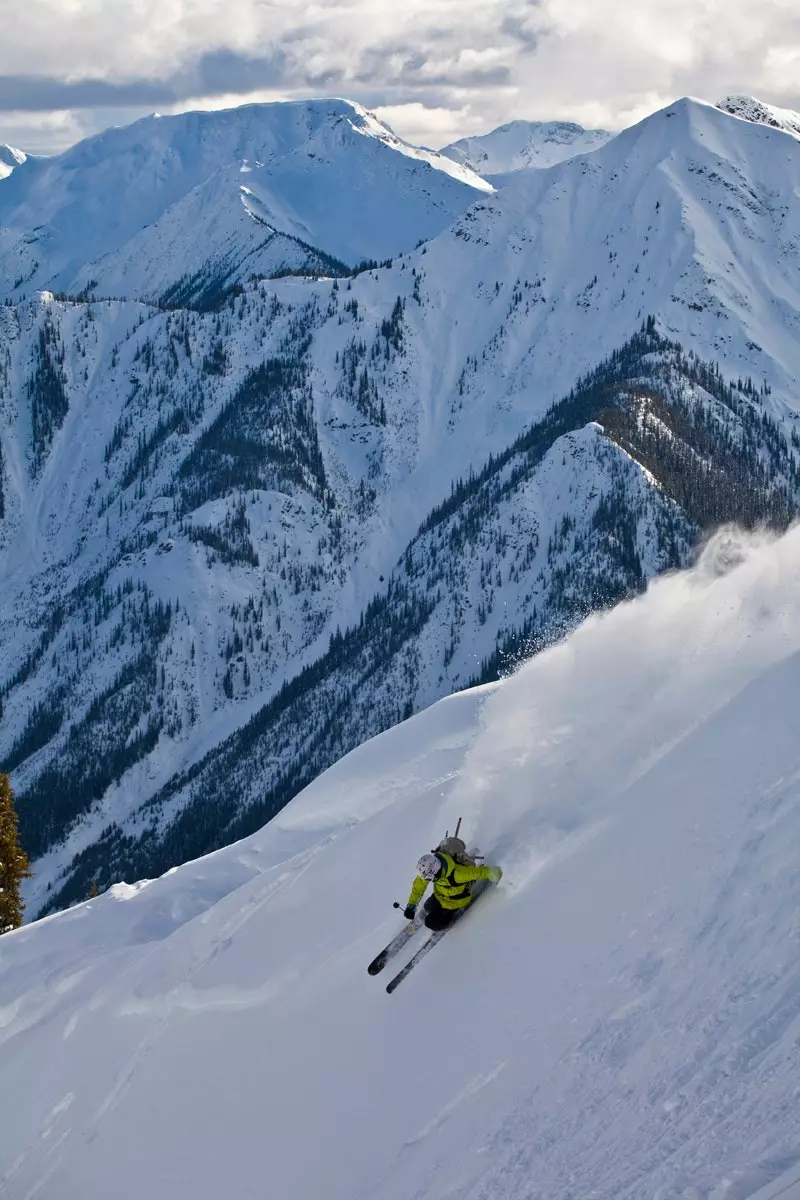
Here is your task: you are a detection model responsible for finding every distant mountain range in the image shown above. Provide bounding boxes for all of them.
[440,119,612,179]
[1,93,800,916]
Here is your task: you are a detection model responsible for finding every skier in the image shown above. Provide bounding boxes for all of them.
[403,838,502,932]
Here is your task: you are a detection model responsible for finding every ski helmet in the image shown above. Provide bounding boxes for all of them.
[416,853,441,881]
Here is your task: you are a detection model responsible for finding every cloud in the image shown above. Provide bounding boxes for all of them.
[373,102,475,148]
[191,49,289,96]
[0,51,291,114]
[0,0,798,154]
[500,13,545,53]
[351,43,515,90]
[0,76,177,112]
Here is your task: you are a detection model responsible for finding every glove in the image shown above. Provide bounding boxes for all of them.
[403,905,417,921]
[486,866,503,884]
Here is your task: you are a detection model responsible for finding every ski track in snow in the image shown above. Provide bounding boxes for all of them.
[404,1061,509,1147]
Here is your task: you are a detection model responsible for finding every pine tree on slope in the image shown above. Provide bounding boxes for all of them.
[0,773,31,934]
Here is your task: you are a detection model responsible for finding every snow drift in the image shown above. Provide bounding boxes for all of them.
[3,524,800,1199]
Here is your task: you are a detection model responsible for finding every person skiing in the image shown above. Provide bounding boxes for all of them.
[403,837,502,932]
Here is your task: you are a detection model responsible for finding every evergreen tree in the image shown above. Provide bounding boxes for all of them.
[0,773,32,933]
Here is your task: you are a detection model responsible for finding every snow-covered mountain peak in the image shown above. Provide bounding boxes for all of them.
[321,98,494,192]
[717,94,800,139]
[57,97,489,189]
[0,98,490,302]
[483,93,800,211]
[0,144,26,180]
[441,117,612,179]
[426,93,800,414]
[592,94,766,157]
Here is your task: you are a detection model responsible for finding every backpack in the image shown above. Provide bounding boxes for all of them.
[435,836,475,866]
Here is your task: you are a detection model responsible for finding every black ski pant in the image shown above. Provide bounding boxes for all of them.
[424,894,469,931]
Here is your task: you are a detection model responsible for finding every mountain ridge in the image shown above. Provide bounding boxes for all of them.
[0,98,491,305]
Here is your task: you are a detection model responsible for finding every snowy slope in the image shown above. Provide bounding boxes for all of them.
[440,118,612,179]
[0,99,491,302]
[3,526,800,1200]
[4,95,800,916]
[718,95,800,140]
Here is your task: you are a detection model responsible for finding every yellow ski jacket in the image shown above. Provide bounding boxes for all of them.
[407,852,495,911]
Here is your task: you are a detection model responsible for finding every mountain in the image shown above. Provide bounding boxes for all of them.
[0,144,26,181]
[427,96,800,411]
[0,99,491,305]
[4,525,800,1200]
[2,95,800,915]
[717,94,800,139]
[440,118,612,180]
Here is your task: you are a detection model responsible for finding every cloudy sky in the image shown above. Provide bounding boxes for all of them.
[1,0,799,154]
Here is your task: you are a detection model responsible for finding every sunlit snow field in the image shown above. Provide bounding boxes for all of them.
[3,526,800,1200]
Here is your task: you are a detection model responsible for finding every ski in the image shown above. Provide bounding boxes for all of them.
[385,880,491,994]
[367,913,424,975]
[385,926,448,993]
